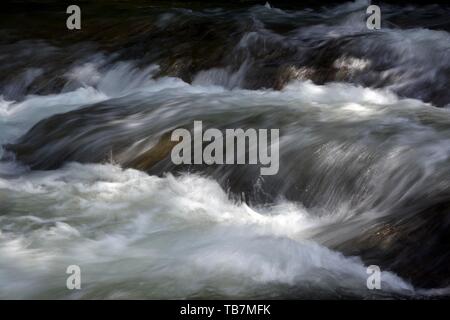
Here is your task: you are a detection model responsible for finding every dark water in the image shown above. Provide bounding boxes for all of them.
[1,0,450,299]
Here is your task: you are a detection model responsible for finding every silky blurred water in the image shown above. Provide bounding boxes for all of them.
[1,0,450,298]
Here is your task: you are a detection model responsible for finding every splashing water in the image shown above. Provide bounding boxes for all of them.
[1,1,450,299]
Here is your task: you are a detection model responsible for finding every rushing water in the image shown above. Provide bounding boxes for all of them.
[1,0,450,299]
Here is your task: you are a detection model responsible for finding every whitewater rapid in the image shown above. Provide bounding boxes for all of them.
[0,62,447,298]
[1,0,450,299]
[0,162,414,299]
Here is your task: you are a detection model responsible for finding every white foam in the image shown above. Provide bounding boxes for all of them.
[0,163,414,298]
[0,50,446,298]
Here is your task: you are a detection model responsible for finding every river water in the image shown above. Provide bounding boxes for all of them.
[0,0,450,299]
